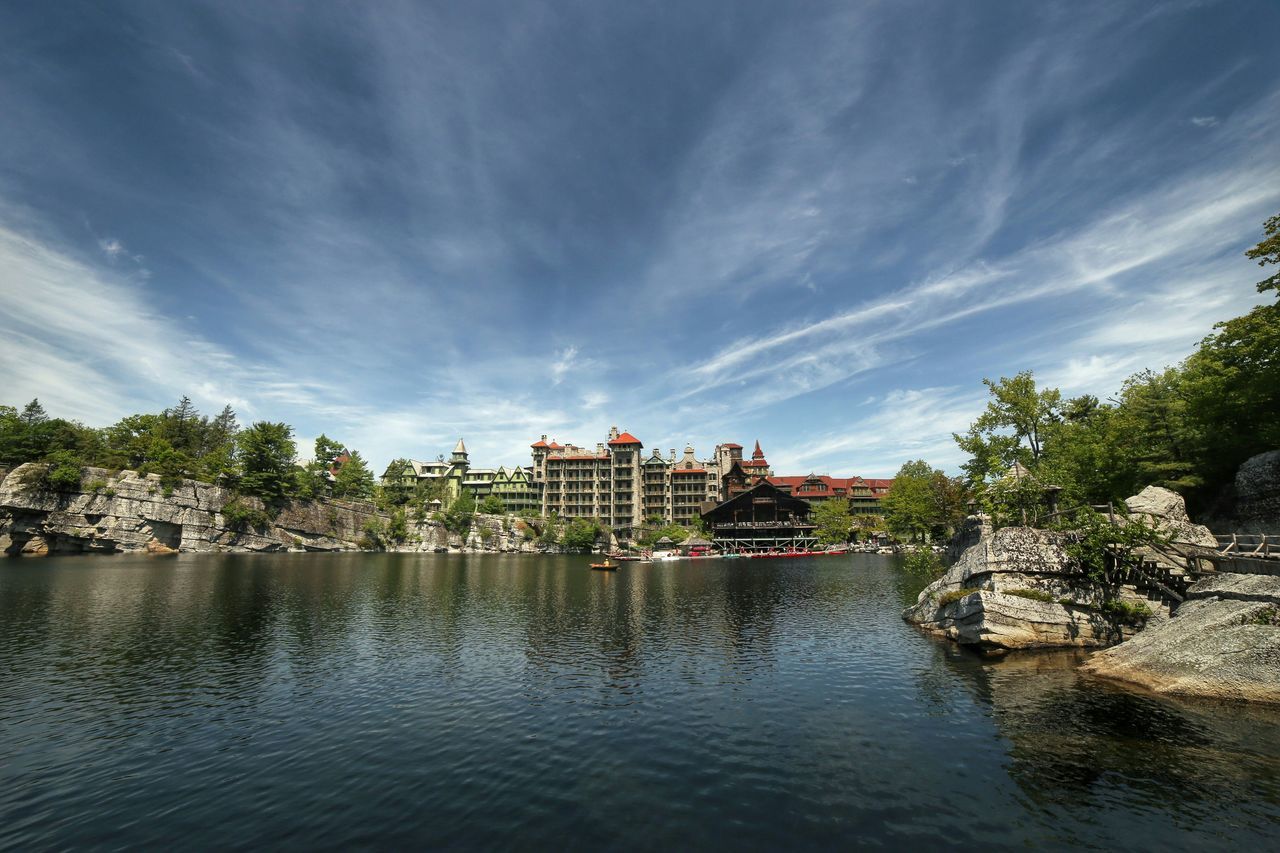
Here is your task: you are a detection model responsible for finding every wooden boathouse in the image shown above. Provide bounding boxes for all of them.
[700,480,819,554]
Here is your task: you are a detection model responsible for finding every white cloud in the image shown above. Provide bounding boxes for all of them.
[98,237,125,258]
[550,346,577,385]
[1190,115,1219,127]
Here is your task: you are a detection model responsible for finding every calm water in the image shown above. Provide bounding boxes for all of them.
[2,553,1278,850]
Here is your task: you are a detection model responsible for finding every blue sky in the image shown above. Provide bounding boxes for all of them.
[1,1,1277,477]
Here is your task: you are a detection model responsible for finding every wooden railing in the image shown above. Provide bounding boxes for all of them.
[1217,533,1279,560]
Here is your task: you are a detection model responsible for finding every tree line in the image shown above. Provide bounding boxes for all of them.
[0,396,375,506]
[881,213,1279,540]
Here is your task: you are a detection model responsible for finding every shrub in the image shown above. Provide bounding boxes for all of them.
[86,479,108,493]
[103,488,116,498]
[43,451,84,492]
[1100,598,1152,625]
[356,536,375,551]
[1243,606,1280,626]
[902,547,944,580]
[1004,588,1055,603]
[222,498,271,531]
[938,588,978,607]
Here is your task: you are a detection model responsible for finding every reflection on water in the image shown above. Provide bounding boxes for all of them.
[1,552,1277,850]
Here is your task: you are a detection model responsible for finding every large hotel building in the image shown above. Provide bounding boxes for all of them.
[385,427,890,532]
[532,427,776,530]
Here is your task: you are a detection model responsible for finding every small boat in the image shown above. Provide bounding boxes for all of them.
[590,558,618,571]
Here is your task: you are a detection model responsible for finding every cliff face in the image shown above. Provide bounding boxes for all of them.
[0,464,548,556]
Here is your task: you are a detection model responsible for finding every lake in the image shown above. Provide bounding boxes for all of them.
[1,552,1278,850]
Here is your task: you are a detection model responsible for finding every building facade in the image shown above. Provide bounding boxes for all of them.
[381,438,541,511]
[700,480,819,553]
[533,428,728,530]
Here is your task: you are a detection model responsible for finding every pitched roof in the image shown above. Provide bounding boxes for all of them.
[752,440,765,459]
[768,475,859,499]
[722,443,742,449]
[453,438,467,455]
[608,432,642,445]
[530,439,549,448]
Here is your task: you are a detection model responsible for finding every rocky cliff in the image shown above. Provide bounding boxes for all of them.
[0,463,549,556]
[902,526,1164,653]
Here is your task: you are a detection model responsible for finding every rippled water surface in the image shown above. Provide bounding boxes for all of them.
[2,553,1278,850]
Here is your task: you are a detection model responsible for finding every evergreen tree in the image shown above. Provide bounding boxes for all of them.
[20,399,48,425]
[332,450,375,499]
[237,421,297,506]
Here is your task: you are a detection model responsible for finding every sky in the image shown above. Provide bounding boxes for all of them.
[1,1,1278,477]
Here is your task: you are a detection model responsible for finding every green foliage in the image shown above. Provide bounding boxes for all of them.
[953,218,1280,513]
[361,517,387,549]
[221,498,271,531]
[881,460,971,542]
[1051,509,1167,587]
[985,469,1046,529]
[901,547,944,580]
[562,517,602,551]
[1100,598,1152,626]
[636,522,691,546]
[538,521,561,546]
[938,588,977,607]
[237,421,297,507]
[1242,605,1280,626]
[1245,212,1280,295]
[442,492,476,534]
[332,449,375,499]
[86,478,108,493]
[1004,588,1056,603]
[43,450,84,492]
[953,371,1061,483]
[386,508,409,543]
[812,498,853,545]
[478,494,505,514]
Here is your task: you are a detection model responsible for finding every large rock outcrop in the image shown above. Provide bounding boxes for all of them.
[1124,485,1217,548]
[1234,450,1280,531]
[0,464,554,556]
[1081,573,1280,704]
[903,526,1164,654]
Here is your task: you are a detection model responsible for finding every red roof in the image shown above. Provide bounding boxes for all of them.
[548,442,563,450]
[768,474,892,499]
[752,440,766,460]
[722,443,742,449]
[608,432,642,446]
[531,439,549,448]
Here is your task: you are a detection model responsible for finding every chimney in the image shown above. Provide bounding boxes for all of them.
[609,426,619,440]
[597,443,605,455]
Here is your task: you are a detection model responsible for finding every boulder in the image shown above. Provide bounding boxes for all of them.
[1234,450,1280,530]
[1123,485,1217,548]
[1081,573,1280,705]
